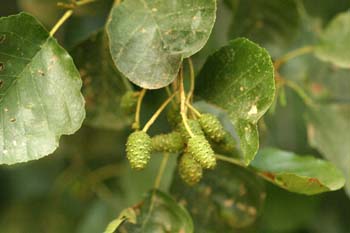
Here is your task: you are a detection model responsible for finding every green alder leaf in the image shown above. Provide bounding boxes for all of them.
[306,105,350,196]
[251,148,345,195]
[228,0,300,55]
[107,0,216,89]
[171,162,266,232]
[117,190,194,233]
[315,12,350,68]
[71,31,133,130]
[196,38,275,165]
[0,13,85,165]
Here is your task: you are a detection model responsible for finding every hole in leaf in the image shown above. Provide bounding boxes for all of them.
[38,70,45,76]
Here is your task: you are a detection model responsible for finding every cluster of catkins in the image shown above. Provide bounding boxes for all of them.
[121,91,236,186]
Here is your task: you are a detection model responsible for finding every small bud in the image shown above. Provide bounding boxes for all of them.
[188,135,216,169]
[178,153,203,186]
[152,131,185,153]
[126,131,152,170]
[120,91,138,114]
[199,113,226,142]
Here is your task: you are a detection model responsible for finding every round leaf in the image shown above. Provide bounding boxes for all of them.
[0,13,85,164]
[107,0,217,89]
[196,38,275,165]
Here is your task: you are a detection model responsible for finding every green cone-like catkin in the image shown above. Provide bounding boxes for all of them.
[120,91,138,114]
[178,153,203,186]
[179,119,204,141]
[188,135,216,169]
[199,113,226,142]
[126,131,152,170]
[152,131,185,153]
[166,107,182,128]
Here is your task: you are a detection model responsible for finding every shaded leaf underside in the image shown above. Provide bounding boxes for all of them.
[252,148,345,195]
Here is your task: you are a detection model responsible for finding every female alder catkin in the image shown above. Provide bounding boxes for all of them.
[178,153,203,186]
[199,113,226,142]
[188,135,216,169]
[125,131,152,170]
[152,131,184,153]
[179,119,204,140]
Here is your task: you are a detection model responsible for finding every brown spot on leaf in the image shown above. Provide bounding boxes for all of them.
[262,172,275,180]
[10,118,16,122]
[38,70,45,76]
[0,62,4,71]
[0,79,3,88]
[310,83,325,96]
[308,177,322,186]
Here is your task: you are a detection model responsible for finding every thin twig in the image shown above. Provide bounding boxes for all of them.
[52,0,99,36]
[274,46,314,70]
[142,92,177,132]
[133,89,146,130]
[50,10,73,37]
[153,153,170,190]
[179,67,194,137]
[186,103,201,117]
[186,57,195,104]
[143,153,170,227]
